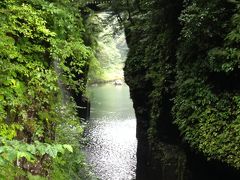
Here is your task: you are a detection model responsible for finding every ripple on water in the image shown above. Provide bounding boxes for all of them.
[85,117,137,180]
[85,84,137,180]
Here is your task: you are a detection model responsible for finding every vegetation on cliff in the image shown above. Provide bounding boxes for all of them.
[118,0,240,173]
[174,0,240,168]
[0,0,95,178]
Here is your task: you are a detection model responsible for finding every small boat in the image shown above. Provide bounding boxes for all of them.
[114,80,123,85]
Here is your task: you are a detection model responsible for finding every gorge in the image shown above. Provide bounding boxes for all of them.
[1,0,240,179]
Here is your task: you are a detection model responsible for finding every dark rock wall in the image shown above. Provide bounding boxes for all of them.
[124,1,188,179]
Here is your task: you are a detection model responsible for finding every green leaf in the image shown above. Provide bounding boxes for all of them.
[63,144,73,153]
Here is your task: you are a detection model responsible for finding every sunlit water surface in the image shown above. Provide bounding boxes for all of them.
[85,83,137,180]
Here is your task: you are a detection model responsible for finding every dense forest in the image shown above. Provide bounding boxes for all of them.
[0,0,96,178]
[87,12,128,84]
[1,0,240,179]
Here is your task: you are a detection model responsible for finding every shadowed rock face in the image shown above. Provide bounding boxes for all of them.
[124,1,188,179]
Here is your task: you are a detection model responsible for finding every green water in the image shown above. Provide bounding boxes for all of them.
[85,83,137,180]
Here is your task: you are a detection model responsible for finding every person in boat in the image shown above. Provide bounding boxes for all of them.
[114,80,123,85]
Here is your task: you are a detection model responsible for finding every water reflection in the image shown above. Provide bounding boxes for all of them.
[85,84,137,180]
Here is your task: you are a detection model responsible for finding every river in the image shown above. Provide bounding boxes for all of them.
[85,83,137,180]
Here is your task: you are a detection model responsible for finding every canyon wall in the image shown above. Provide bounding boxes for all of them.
[123,0,240,179]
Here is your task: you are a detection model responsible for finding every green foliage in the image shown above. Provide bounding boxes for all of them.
[174,0,240,168]
[0,138,73,164]
[0,0,96,178]
[50,101,93,179]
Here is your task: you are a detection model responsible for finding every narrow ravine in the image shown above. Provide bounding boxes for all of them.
[85,84,137,180]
